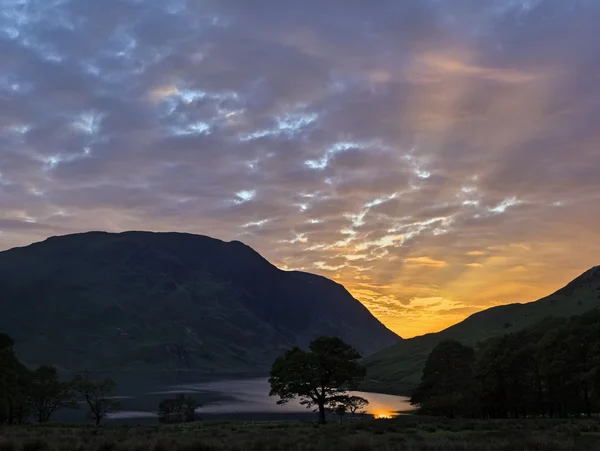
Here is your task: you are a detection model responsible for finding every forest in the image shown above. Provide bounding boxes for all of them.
[412,308,600,418]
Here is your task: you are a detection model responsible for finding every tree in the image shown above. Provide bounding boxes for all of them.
[0,334,30,425]
[158,398,179,423]
[73,373,119,425]
[328,396,369,421]
[0,334,17,424]
[410,310,600,419]
[269,336,366,424]
[183,396,200,422]
[411,340,477,418]
[29,365,77,423]
[333,403,347,421]
[345,395,369,415]
[158,394,201,423]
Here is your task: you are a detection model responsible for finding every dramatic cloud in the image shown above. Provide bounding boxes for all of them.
[1,0,599,337]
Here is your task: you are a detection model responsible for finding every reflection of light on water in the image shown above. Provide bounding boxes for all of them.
[173,379,414,416]
[348,390,412,417]
[108,411,157,419]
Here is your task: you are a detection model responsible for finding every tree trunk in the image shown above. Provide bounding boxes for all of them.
[95,414,101,426]
[317,402,326,425]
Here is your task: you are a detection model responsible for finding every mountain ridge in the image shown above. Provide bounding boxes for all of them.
[0,231,399,373]
[363,265,600,394]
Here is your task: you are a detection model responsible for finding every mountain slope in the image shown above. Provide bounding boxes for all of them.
[0,231,399,373]
[364,266,600,394]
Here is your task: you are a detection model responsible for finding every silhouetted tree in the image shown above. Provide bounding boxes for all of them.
[0,334,30,425]
[345,395,369,415]
[28,365,77,423]
[414,309,600,419]
[158,394,201,423]
[333,403,347,421]
[183,396,200,422]
[269,336,366,424]
[328,395,369,421]
[411,340,477,418]
[476,322,553,418]
[73,373,119,425]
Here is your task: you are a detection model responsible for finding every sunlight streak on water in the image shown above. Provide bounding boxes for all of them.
[115,378,413,420]
[172,378,413,416]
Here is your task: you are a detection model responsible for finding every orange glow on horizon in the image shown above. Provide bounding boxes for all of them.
[1,2,599,348]
[373,411,395,419]
[319,243,600,338]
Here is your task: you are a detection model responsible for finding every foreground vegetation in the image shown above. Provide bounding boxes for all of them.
[3,417,600,451]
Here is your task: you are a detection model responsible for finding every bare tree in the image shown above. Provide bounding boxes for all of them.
[29,365,77,423]
[73,373,119,425]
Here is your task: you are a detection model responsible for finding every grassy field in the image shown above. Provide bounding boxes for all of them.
[2,416,600,451]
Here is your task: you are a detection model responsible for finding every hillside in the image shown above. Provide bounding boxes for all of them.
[0,231,399,373]
[364,266,600,395]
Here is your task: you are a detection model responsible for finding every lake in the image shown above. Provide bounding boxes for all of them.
[108,377,413,422]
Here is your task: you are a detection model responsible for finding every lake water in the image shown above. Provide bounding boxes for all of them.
[109,377,412,421]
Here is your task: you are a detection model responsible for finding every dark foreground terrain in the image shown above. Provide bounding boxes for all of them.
[2,417,600,451]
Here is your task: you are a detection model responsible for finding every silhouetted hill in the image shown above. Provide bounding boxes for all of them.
[0,231,399,373]
[364,266,600,394]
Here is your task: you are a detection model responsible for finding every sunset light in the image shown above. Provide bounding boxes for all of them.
[0,1,599,449]
[0,0,599,341]
[373,411,395,420]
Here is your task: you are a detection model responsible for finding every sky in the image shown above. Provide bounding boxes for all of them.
[1,0,599,338]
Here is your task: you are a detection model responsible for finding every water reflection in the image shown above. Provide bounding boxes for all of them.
[108,411,157,419]
[170,378,413,417]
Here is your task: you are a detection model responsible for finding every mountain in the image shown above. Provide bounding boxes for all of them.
[0,231,399,373]
[363,266,600,395]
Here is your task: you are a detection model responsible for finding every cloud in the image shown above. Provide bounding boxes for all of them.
[0,0,599,337]
[406,52,540,85]
[405,257,448,268]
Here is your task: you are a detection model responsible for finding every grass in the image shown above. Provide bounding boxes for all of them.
[2,417,600,451]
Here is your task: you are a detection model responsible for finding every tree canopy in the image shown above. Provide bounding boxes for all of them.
[345,395,370,415]
[0,333,29,425]
[411,340,477,418]
[73,373,119,425]
[411,309,600,419]
[269,336,367,424]
[158,394,201,423]
[29,365,77,423]
[1,335,83,424]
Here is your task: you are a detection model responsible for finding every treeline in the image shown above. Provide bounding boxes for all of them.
[0,334,118,425]
[412,308,600,418]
